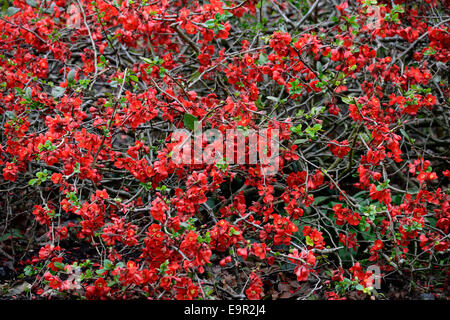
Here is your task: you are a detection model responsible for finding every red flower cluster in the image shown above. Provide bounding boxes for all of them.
[329,140,350,158]
[245,272,264,300]
[333,204,361,227]
[288,249,316,282]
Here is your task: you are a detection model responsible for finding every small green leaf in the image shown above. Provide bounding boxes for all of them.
[228,227,240,236]
[204,19,216,29]
[103,259,113,270]
[140,57,153,64]
[96,268,107,276]
[67,69,76,83]
[258,53,268,65]
[25,0,38,8]
[183,113,198,131]
[341,96,354,104]
[5,7,21,16]
[25,87,32,99]
[305,236,314,246]
[293,139,308,145]
[266,96,279,102]
[129,75,139,83]
[51,86,66,99]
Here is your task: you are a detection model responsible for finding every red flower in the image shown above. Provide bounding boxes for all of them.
[369,184,391,205]
[245,273,263,300]
[371,239,383,251]
[329,140,350,158]
[3,162,18,181]
[339,233,359,251]
[51,173,63,184]
[237,247,248,260]
[198,53,211,66]
[150,197,168,223]
[252,243,268,260]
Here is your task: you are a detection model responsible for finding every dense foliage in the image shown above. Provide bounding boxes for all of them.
[0,0,449,300]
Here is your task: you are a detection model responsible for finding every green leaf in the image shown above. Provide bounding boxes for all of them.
[424,47,437,56]
[228,227,240,236]
[189,71,201,82]
[159,67,166,77]
[25,0,38,8]
[293,139,308,145]
[400,129,414,143]
[96,268,107,276]
[266,96,279,102]
[25,87,32,99]
[290,123,303,135]
[183,113,198,131]
[305,124,322,138]
[129,75,139,83]
[205,197,215,209]
[217,11,233,21]
[341,96,354,104]
[51,86,66,99]
[317,61,323,74]
[5,7,21,16]
[305,236,314,246]
[24,265,37,276]
[103,259,113,270]
[204,19,216,29]
[67,69,76,83]
[258,53,268,65]
[140,57,153,65]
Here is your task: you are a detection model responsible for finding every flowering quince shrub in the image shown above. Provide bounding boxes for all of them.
[0,0,449,300]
